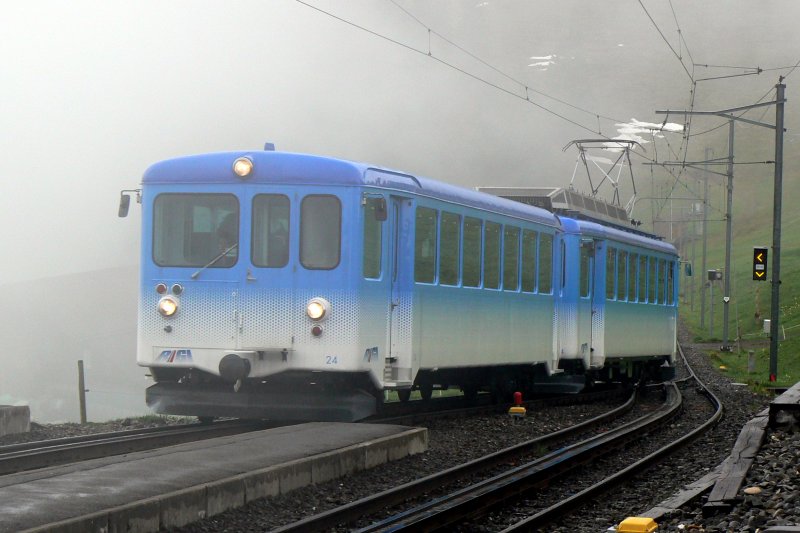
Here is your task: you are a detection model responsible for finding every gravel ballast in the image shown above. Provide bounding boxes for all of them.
[2,326,796,532]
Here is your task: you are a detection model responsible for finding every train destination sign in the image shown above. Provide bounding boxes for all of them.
[753,246,768,281]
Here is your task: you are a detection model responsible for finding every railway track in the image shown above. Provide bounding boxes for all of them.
[269,343,722,532]
[268,387,639,532]
[0,387,627,478]
[0,419,274,475]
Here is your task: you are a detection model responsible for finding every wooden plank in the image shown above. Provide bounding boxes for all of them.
[771,381,800,406]
[641,467,720,520]
[703,409,769,513]
[769,381,800,427]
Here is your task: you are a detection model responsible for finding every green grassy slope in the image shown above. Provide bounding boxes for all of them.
[670,126,800,387]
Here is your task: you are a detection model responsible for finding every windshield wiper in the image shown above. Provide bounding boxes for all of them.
[191,243,238,279]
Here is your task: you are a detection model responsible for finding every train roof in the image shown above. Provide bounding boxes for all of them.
[142,150,561,229]
[570,218,678,255]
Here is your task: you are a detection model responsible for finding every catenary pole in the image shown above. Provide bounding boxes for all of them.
[656,88,784,356]
[721,120,734,351]
[769,81,785,381]
[700,147,711,330]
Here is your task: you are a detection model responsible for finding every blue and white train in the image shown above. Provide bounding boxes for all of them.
[120,146,678,422]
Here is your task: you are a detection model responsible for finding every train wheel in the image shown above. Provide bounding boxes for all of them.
[398,389,411,402]
[420,383,433,401]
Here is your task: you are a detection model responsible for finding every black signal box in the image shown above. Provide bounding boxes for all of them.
[753,246,768,281]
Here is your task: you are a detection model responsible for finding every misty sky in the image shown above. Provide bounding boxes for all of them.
[2,0,798,284]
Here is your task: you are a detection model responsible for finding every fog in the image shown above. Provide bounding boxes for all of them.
[2,1,798,422]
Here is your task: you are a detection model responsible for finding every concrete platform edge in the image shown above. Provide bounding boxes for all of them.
[18,426,428,533]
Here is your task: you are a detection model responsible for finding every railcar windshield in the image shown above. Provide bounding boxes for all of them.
[153,193,239,267]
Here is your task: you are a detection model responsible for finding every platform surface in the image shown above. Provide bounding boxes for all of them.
[0,422,427,533]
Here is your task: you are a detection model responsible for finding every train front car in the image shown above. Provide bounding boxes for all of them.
[138,150,383,422]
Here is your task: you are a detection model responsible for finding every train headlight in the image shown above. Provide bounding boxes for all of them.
[158,296,179,317]
[232,157,254,178]
[306,298,330,321]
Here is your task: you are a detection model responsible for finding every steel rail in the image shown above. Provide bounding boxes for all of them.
[271,388,638,533]
[500,342,724,531]
[355,384,681,532]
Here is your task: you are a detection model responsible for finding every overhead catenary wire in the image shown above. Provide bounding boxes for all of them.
[387,0,624,125]
[638,0,694,83]
[296,0,753,226]
[297,1,699,159]
[669,0,695,69]
[294,0,692,145]
[637,0,699,220]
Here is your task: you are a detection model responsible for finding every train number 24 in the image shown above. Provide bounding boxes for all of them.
[325,355,339,365]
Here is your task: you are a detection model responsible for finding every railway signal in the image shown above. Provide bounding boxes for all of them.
[753,246,768,281]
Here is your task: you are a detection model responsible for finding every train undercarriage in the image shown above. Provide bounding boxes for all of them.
[146,355,674,422]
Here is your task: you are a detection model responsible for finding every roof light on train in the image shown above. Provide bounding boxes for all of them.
[232,157,254,178]
[306,298,330,321]
[157,296,179,317]
[156,283,168,294]
[171,283,183,295]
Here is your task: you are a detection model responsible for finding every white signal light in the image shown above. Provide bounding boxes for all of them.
[306,298,330,321]
[232,157,254,178]
[158,296,179,317]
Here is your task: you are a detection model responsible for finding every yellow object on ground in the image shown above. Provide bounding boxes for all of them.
[617,516,658,533]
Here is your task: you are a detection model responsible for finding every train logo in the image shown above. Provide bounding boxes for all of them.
[157,349,193,363]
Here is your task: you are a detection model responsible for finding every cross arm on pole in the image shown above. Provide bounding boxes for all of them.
[655,99,785,130]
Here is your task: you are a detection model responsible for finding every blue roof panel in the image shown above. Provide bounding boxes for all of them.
[143,150,561,228]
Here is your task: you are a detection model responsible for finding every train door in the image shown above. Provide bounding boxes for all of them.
[590,239,605,369]
[384,196,414,388]
[237,189,295,353]
[577,238,598,371]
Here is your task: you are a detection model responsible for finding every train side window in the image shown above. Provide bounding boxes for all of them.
[414,207,437,283]
[252,194,290,268]
[638,255,647,303]
[521,230,537,293]
[667,260,675,305]
[503,226,520,291]
[629,253,638,302]
[648,257,657,303]
[439,212,461,286]
[617,250,628,301]
[659,259,667,305]
[300,195,341,270]
[539,234,553,294]
[463,217,482,287]
[484,221,501,289]
[362,197,384,279]
[579,243,591,298]
[606,247,617,300]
